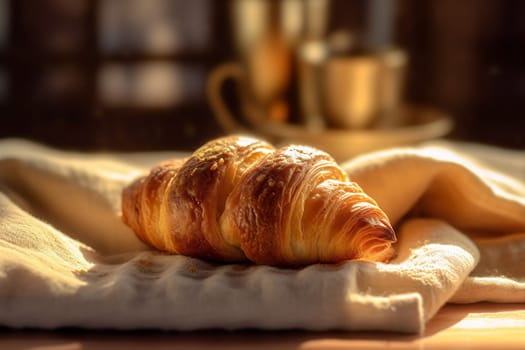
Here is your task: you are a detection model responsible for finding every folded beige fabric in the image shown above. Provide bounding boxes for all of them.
[0,138,523,333]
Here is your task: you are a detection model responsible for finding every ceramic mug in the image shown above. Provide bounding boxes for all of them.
[207,66,452,162]
[206,61,290,135]
[209,0,304,130]
[298,43,408,129]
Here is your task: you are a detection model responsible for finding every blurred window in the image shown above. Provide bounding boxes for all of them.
[30,64,88,104]
[0,0,7,48]
[98,62,205,107]
[0,71,6,102]
[1,0,223,149]
[0,0,8,101]
[99,0,210,54]
[96,0,211,107]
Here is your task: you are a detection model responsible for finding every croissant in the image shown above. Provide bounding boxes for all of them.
[121,135,396,266]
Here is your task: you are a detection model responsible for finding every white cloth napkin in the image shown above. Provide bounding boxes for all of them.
[0,138,524,334]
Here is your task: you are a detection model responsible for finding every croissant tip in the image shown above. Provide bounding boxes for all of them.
[379,219,397,242]
[387,229,397,242]
[385,227,397,242]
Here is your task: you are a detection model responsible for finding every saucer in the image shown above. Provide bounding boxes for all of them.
[247,105,453,161]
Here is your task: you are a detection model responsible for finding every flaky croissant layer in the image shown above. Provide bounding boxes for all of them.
[121,135,396,266]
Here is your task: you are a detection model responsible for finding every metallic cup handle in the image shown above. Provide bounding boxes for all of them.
[206,62,246,133]
[206,62,289,137]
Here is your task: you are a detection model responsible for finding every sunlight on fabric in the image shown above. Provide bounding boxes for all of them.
[422,145,525,199]
[477,168,525,199]
[455,316,525,329]
[420,146,467,163]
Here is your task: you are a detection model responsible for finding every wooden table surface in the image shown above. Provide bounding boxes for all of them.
[1,302,524,350]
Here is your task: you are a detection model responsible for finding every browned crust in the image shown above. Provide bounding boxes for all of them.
[122,135,274,262]
[223,145,339,264]
[222,145,396,265]
[121,158,187,251]
[122,136,396,266]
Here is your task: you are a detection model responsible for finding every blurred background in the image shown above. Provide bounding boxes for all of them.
[0,0,523,153]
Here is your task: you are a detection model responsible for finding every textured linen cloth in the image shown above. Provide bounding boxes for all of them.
[0,138,523,334]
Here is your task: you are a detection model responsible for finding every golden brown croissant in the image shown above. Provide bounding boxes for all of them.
[121,135,396,266]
